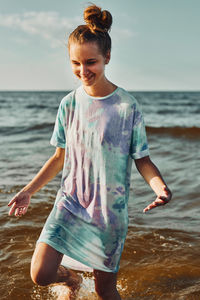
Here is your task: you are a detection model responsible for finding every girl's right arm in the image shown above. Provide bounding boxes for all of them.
[8,147,65,217]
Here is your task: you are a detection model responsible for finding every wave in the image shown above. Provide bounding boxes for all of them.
[1,123,199,138]
[0,123,54,135]
[146,126,200,138]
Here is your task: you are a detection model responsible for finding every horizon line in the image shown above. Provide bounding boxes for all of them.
[0,89,200,93]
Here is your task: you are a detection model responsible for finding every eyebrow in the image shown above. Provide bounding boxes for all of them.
[71,58,97,62]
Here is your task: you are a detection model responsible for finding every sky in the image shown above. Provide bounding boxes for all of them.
[0,0,199,91]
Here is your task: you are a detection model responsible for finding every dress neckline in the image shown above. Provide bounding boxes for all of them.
[81,85,119,100]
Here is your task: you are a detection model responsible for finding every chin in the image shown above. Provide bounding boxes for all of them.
[82,79,96,87]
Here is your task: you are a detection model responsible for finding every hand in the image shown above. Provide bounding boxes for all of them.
[143,186,172,213]
[8,190,31,217]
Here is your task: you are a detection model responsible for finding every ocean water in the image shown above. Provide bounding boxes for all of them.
[0,90,200,299]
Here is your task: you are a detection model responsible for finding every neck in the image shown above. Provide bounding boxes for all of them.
[84,78,117,97]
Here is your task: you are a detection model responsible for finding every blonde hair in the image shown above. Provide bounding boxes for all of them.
[68,4,112,56]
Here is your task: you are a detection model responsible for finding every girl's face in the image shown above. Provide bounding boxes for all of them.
[69,42,110,88]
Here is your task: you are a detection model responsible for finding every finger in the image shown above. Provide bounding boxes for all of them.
[143,199,166,213]
[143,206,151,213]
[22,207,27,215]
[18,209,24,217]
[143,204,156,213]
[15,207,20,217]
[8,196,18,207]
[8,202,17,216]
[143,203,156,213]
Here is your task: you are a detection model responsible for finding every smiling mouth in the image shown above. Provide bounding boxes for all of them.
[81,74,94,81]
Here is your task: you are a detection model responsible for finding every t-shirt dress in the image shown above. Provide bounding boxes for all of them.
[37,85,149,273]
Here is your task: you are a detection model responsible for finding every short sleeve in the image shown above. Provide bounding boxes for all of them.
[50,99,66,148]
[129,101,149,159]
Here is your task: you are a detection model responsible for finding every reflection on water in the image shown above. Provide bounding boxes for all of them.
[1,91,200,299]
[2,197,200,299]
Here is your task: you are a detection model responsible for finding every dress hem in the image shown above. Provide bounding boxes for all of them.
[36,238,119,274]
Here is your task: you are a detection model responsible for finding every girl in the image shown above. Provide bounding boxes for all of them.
[8,5,172,300]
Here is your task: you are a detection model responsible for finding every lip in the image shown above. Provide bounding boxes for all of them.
[81,74,94,81]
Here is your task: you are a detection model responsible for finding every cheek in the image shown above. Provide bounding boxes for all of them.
[71,65,79,76]
[92,63,105,74]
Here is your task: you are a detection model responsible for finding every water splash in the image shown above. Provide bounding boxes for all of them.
[49,273,127,299]
[49,275,97,300]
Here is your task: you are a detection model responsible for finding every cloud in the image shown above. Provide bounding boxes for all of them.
[0,11,80,48]
[0,11,135,48]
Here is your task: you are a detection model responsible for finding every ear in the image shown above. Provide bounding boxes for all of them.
[105,51,111,64]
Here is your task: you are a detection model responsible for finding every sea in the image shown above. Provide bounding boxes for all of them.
[0,90,200,300]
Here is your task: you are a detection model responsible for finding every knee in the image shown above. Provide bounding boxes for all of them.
[30,263,53,286]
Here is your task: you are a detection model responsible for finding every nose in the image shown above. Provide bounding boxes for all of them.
[80,64,88,76]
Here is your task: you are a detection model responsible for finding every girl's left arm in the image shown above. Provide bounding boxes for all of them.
[134,156,172,213]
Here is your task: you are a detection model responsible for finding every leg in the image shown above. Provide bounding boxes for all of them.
[31,242,63,286]
[93,269,121,300]
[31,242,82,299]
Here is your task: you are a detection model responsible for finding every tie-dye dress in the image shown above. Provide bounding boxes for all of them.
[37,85,149,273]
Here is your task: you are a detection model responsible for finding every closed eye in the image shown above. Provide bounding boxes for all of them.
[87,60,96,65]
[71,60,97,66]
[71,61,80,65]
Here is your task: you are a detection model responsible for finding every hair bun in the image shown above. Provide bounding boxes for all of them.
[84,5,112,33]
